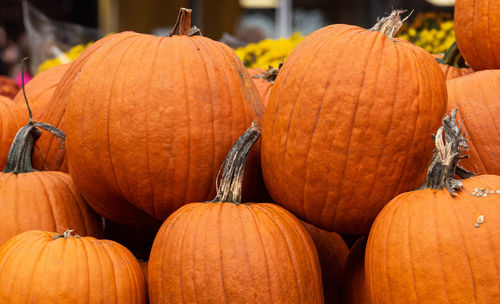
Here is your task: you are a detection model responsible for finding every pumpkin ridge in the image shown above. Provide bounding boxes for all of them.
[31,173,59,232]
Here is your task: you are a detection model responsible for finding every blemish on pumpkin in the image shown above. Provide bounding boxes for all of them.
[472,187,498,197]
[475,215,484,228]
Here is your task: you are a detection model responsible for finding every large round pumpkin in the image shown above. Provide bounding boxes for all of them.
[261,11,447,235]
[0,229,146,303]
[148,124,323,303]
[455,0,500,71]
[65,9,265,225]
[366,113,500,303]
[32,34,119,172]
[446,69,500,175]
[13,63,70,121]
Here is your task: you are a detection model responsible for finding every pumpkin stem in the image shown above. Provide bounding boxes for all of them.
[4,60,66,174]
[210,121,260,204]
[422,109,475,195]
[53,229,81,240]
[168,8,192,36]
[252,64,281,83]
[437,42,469,68]
[370,9,412,39]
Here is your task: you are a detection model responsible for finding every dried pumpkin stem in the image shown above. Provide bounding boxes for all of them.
[53,229,81,240]
[168,8,192,36]
[210,121,260,204]
[370,10,412,39]
[438,42,468,68]
[252,64,281,83]
[422,109,475,195]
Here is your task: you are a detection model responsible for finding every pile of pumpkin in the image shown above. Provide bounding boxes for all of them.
[0,0,499,302]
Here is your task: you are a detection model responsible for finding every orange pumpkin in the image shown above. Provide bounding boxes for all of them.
[65,9,265,225]
[436,42,473,80]
[247,67,278,106]
[0,229,146,303]
[148,123,323,303]
[0,96,25,171]
[455,0,500,70]
[343,236,369,304]
[446,69,500,175]
[366,112,500,303]
[31,34,119,172]
[0,76,20,99]
[0,98,102,245]
[13,64,70,121]
[261,11,447,235]
[303,221,349,304]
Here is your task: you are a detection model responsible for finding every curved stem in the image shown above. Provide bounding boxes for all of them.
[437,42,469,68]
[210,122,260,204]
[422,109,474,195]
[53,229,81,240]
[168,8,192,36]
[20,57,33,123]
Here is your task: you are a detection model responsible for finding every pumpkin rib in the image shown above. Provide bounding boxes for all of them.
[32,173,60,232]
[190,38,217,200]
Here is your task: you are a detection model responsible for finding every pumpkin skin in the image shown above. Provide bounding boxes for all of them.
[13,64,70,121]
[0,76,20,99]
[446,70,500,175]
[455,0,500,71]
[248,67,273,106]
[261,23,447,235]
[65,32,264,224]
[31,33,119,172]
[343,236,369,304]
[0,230,146,303]
[365,174,500,303]
[439,64,473,80]
[0,171,103,246]
[0,96,26,171]
[302,221,349,304]
[148,202,323,304]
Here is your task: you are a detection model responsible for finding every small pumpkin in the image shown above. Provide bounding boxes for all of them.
[13,64,70,121]
[148,123,323,303]
[302,221,349,304]
[261,10,447,235]
[0,229,146,303]
[0,76,20,99]
[436,42,473,80]
[0,90,102,246]
[446,69,500,175]
[366,111,500,303]
[247,66,279,106]
[455,0,500,70]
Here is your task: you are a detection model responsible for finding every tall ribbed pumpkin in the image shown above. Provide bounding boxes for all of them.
[366,112,500,303]
[447,70,500,175]
[0,229,146,303]
[261,11,447,235]
[455,0,500,70]
[148,124,323,303]
[65,9,264,225]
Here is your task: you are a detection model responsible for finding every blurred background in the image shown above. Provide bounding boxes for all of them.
[0,0,455,81]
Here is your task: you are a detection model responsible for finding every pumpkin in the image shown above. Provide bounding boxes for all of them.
[0,229,146,303]
[148,123,323,303]
[455,0,500,71]
[365,111,500,303]
[302,221,349,304]
[65,8,265,225]
[247,66,278,106]
[343,236,369,304]
[446,69,500,175]
[31,34,119,172]
[261,10,447,235]
[13,64,70,121]
[0,76,20,99]
[0,96,102,245]
[0,96,25,171]
[436,42,473,80]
